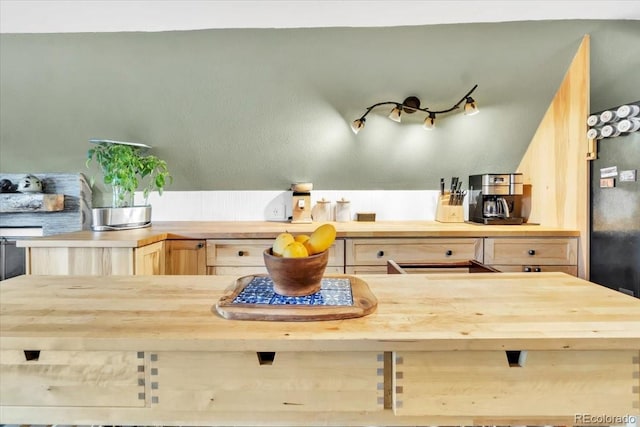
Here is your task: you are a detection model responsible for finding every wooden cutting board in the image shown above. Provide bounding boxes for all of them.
[214,274,377,321]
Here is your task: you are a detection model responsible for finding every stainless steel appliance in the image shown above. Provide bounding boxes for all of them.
[589,111,639,298]
[0,237,25,281]
[469,173,524,225]
[0,227,41,281]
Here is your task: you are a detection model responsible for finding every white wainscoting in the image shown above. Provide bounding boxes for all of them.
[135,190,467,222]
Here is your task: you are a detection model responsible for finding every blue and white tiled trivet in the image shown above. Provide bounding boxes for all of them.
[232,276,353,306]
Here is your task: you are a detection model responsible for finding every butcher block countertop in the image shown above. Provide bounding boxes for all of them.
[1,272,637,352]
[16,220,580,248]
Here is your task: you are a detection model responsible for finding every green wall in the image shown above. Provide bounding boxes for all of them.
[1,20,639,197]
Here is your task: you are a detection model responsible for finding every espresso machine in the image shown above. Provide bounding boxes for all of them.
[469,173,524,225]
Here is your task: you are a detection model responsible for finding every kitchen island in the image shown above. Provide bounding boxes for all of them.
[1,272,638,426]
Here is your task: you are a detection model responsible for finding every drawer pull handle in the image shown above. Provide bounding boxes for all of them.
[445,250,453,256]
[257,352,276,365]
[524,266,531,272]
[377,250,385,257]
[505,350,527,367]
[196,242,205,249]
[238,250,246,256]
[24,350,41,361]
[528,249,536,256]
[534,267,541,272]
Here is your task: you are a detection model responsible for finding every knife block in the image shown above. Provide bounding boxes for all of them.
[435,193,464,223]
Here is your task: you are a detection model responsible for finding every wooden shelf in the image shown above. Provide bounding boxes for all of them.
[0,193,64,213]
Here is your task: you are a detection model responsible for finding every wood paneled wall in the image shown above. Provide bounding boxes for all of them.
[517,35,590,279]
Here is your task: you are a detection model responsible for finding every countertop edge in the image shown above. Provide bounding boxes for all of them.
[15,221,580,248]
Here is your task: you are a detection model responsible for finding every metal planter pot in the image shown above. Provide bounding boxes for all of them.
[91,206,152,231]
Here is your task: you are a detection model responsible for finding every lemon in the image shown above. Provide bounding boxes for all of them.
[304,223,336,255]
[294,234,310,244]
[282,241,309,258]
[272,232,295,256]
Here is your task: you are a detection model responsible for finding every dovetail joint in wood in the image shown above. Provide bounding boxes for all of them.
[395,386,403,394]
[395,371,403,379]
[376,368,384,376]
[395,356,403,365]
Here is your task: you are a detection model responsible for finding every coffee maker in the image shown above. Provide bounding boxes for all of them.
[469,173,524,225]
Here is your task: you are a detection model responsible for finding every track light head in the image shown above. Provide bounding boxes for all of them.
[388,105,402,122]
[423,112,436,130]
[464,96,479,116]
[351,118,366,134]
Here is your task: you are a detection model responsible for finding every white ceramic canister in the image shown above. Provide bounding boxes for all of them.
[335,198,351,222]
[311,198,332,222]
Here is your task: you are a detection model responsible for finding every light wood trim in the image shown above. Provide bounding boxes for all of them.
[517,35,590,279]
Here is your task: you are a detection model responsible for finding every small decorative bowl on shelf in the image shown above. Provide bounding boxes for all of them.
[263,248,329,296]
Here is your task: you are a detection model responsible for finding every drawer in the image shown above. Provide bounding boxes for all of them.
[346,238,483,266]
[393,350,637,417]
[207,239,345,267]
[149,351,384,412]
[0,350,144,407]
[484,238,577,265]
[492,264,578,276]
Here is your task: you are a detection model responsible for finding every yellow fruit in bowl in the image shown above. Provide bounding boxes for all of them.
[304,223,337,255]
[282,241,309,258]
[294,234,310,244]
[272,232,295,256]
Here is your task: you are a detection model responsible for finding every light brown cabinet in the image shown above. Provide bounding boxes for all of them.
[134,241,165,275]
[345,238,483,274]
[206,239,345,276]
[484,237,578,276]
[165,239,207,275]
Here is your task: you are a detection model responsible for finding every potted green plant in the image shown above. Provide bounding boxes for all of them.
[86,140,172,230]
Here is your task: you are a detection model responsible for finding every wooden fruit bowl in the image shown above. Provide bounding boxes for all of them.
[263,248,329,296]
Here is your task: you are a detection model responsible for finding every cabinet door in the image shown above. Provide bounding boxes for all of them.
[165,240,207,275]
[134,241,165,275]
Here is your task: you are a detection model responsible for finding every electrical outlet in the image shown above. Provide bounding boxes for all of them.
[266,203,286,221]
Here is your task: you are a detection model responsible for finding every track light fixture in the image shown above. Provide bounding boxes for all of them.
[351,84,479,134]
